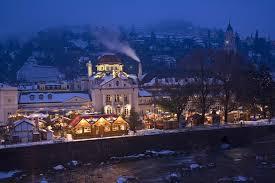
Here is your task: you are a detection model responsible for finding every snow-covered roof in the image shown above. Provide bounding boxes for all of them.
[99,75,115,86]
[139,89,152,97]
[19,92,91,104]
[0,83,17,91]
[69,39,88,49]
[143,77,221,87]
[17,63,63,83]
[14,119,35,127]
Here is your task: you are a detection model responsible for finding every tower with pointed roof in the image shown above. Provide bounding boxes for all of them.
[224,21,237,53]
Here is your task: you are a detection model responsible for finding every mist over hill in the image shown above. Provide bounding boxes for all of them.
[0,21,274,83]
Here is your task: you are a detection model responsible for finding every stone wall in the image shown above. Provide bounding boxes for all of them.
[1,125,275,171]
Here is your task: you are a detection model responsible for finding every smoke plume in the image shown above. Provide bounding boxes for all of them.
[94,28,140,62]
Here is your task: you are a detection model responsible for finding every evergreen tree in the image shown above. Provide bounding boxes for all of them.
[128,107,139,133]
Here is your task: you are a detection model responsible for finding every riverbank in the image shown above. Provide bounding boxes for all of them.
[1,123,275,171]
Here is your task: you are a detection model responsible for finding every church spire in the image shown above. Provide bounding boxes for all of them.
[226,19,233,32]
[224,20,236,53]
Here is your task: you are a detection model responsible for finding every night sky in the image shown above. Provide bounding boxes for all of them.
[1,0,275,38]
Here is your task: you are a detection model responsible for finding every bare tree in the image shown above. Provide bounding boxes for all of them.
[181,48,213,124]
[156,84,194,123]
[211,50,249,123]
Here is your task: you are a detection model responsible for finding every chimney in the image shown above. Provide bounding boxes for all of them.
[86,61,92,77]
[138,62,142,80]
[35,117,39,130]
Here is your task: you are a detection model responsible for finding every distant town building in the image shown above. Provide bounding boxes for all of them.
[152,55,176,69]
[17,61,64,83]
[0,84,18,125]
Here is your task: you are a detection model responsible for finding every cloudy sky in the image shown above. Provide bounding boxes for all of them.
[1,0,275,38]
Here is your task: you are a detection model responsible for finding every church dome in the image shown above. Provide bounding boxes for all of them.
[98,54,122,65]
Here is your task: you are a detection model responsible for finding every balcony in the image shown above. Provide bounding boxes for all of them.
[114,101,123,105]
[105,101,112,105]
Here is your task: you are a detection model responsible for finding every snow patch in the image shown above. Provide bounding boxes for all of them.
[68,160,79,167]
[40,177,48,183]
[165,172,181,182]
[53,165,65,171]
[220,143,231,150]
[190,163,200,170]
[232,176,248,182]
[117,176,139,183]
[111,149,176,162]
[0,170,21,180]
[111,154,146,161]
[146,150,176,156]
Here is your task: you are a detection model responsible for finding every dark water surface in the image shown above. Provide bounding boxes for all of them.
[6,140,275,183]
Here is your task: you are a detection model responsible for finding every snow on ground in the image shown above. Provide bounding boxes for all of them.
[146,150,176,156]
[40,177,48,183]
[0,170,21,180]
[110,149,176,162]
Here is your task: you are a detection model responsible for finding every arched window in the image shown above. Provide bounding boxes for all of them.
[48,94,52,100]
[107,107,112,114]
[116,81,119,87]
[124,107,129,115]
[30,95,35,101]
[39,94,44,100]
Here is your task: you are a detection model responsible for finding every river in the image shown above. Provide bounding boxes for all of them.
[6,138,273,183]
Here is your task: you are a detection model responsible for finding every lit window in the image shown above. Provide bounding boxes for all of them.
[120,125,126,130]
[106,95,111,102]
[124,107,129,115]
[124,95,128,102]
[112,125,119,131]
[84,127,91,133]
[104,126,111,132]
[106,107,112,114]
[115,95,120,102]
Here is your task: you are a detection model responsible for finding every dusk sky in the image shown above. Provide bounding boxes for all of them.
[1,0,275,38]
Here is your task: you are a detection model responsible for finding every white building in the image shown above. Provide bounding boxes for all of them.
[88,54,153,115]
[89,54,139,115]
[0,84,18,125]
[18,92,91,114]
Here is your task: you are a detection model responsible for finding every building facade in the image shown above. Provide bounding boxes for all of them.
[89,54,140,115]
[0,84,18,125]
[18,92,91,114]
